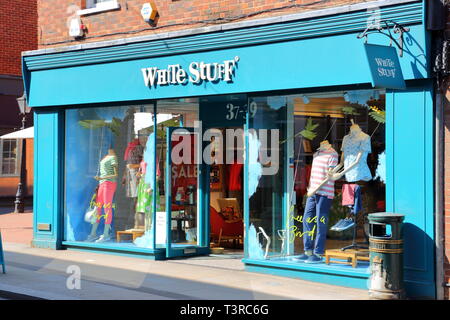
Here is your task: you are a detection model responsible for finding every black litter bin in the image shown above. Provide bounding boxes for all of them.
[368,212,405,300]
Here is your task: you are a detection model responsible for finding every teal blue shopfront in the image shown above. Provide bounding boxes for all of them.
[23,1,435,298]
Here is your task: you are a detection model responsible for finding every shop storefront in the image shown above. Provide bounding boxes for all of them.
[24,0,435,298]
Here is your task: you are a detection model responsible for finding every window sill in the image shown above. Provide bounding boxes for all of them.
[77,1,121,16]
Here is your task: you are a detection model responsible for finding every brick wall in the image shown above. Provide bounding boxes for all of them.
[38,0,373,48]
[0,0,37,76]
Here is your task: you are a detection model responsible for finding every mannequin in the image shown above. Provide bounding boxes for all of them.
[328,120,372,243]
[122,137,144,198]
[297,140,339,263]
[306,140,342,197]
[327,120,372,182]
[87,148,118,242]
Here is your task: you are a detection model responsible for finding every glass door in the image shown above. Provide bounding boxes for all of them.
[165,126,208,258]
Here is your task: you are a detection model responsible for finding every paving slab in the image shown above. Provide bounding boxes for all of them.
[0,242,369,300]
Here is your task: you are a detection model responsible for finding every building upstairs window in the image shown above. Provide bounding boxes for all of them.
[0,139,21,176]
[79,0,120,16]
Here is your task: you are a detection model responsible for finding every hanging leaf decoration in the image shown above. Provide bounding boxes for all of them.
[368,106,386,123]
[300,118,319,141]
[342,106,360,115]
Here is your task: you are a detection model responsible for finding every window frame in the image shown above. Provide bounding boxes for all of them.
[0,138,22,177]
[78,0,120,16]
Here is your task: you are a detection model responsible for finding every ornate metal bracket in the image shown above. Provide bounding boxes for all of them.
[357,20,410,57]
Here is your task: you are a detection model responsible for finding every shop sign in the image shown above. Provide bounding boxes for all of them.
[364,44,405,90]
[141,56,239,88]
[155,211,166,245]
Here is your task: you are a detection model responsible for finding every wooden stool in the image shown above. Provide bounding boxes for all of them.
[325,249,358,268]
[116,229,145,242]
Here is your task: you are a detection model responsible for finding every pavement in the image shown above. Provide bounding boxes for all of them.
[0,207,370,300]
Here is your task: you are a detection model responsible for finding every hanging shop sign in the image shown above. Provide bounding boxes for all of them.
[364,44,406,90]
[141,56,240,88]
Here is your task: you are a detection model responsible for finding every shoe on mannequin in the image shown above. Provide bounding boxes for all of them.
[96,224,112,243]
[86,222,99,242]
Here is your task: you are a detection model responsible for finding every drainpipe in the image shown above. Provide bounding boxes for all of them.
[435,88,445,300]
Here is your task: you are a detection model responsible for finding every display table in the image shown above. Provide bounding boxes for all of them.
[116,229,145,242]
[324,249,369,268]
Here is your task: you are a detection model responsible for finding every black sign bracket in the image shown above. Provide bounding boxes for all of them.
[357,20,410,57]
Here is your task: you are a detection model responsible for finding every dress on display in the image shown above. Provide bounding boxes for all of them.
[136,161,152,213]
[124,139,144,198]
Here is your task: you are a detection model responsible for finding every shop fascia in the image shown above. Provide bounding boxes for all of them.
[141,56,240,87]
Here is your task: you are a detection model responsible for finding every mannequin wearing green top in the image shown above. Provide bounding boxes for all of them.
[87,149,118,242]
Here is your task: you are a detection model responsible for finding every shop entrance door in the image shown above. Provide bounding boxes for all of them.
[164,126,209,258]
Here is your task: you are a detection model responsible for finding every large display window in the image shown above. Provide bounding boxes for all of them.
[64,104,157,247]
[246,89,386,268]
[64,89,385,264]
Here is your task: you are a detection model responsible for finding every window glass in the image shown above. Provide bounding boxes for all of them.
[246,89,386,267]
[156,98,200,248]
[246,96,286,259]
[1,139,18,175]
[65,105,156,248]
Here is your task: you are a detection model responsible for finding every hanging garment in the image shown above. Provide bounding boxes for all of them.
[124,139,140,161]
[342,183,357,206]
[295,164,312,197]
[125,167,138,198]
[228,162,243,191]
[341,184,362,215]
[308,148,339,199]
[341,132,372,182]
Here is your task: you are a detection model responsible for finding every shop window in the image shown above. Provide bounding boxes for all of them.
[246,89,386,268]
[64,105,156,246]
[0,139,20,176]
[64,99,200,251]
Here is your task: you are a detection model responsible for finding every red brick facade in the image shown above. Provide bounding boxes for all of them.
[38,0,373,48]
[0,0,37,76]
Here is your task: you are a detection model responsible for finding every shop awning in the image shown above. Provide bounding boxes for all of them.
[0,126,34,139]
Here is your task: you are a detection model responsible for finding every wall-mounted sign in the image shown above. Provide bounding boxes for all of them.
[364,44,405,90]
[141,56,239,88]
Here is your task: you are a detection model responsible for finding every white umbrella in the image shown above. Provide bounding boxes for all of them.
[0,127,34,139]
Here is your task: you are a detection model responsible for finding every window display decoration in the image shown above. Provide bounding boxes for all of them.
[248,131,262,198]
[247,224,265,260]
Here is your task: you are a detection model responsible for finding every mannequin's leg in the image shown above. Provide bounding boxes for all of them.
[87,183,103,241]
[302,195,317,255]
[97,181,117,241]
[313,195,332,256]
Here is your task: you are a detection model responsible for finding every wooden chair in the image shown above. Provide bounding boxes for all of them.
[210,206,243,247]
